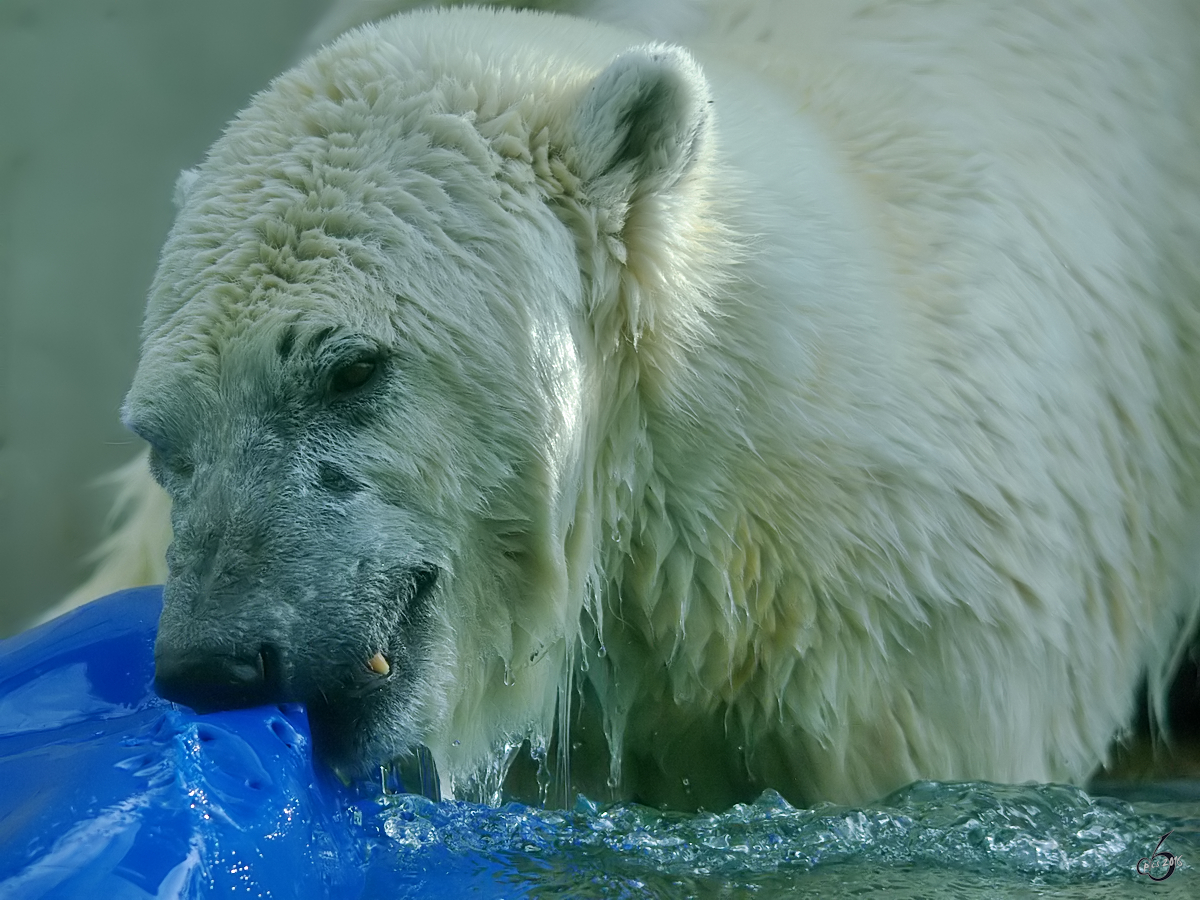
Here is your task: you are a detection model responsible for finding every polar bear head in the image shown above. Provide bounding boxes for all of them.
[123,9,721,789]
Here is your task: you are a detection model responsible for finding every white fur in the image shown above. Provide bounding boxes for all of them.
[58,1,1200,807]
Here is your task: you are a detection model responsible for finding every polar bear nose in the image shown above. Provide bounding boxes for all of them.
[155,644,284,712]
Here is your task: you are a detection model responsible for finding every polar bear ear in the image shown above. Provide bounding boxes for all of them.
[172,168,201,211]
[570,45,710,205]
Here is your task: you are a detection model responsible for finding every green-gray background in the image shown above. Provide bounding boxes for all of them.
[0,0,329,634]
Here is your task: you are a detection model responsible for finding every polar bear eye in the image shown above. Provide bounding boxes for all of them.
[147,446,194,484]
[329,358,378,395]
[317,461,361,494]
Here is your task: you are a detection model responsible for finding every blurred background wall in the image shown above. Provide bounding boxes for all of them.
[0,0,329,635]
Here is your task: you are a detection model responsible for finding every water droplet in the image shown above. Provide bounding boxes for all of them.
[531,739,552,808]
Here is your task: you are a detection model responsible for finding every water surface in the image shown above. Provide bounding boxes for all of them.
[355,779,1198,898]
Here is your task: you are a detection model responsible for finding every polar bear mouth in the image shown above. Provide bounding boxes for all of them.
[154,564,441,776]
[299,566,440,773]
[301,653,425,774]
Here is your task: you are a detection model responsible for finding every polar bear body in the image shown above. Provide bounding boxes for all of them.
[91,2,1200,808]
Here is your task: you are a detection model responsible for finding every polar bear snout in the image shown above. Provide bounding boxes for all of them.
[150,552,442,773]
[155,642,285,713]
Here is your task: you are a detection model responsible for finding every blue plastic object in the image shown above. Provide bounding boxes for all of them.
[0,587,367,899]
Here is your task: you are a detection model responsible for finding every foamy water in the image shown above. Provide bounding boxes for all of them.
[346,779,1198,898]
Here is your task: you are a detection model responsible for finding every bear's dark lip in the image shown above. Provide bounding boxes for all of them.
[336,659,394,701]
[304,677,407,775]
[305,694,371,769]
[300,562,440,774]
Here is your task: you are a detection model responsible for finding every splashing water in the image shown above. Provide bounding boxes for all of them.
[354,780,1198,898]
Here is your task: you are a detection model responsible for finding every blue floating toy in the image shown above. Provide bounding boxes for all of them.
[0,587,369,899]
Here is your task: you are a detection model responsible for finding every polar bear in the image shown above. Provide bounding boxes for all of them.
[57,1,1200,809]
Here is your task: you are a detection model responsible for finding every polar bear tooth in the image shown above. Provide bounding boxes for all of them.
[368,652,391,676]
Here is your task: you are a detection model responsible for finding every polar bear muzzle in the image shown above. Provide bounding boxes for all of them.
[153,563,441,772]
